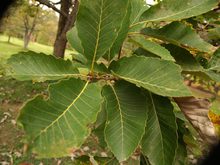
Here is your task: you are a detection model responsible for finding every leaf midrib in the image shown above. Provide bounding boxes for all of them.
[109,84,125,158]
[113,73,184,93]
[90,0,104,72]
[149,93,165,164]
[11,73,85,77]
[34,81,89,140]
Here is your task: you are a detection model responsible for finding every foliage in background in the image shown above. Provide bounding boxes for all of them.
[0,0,58,48]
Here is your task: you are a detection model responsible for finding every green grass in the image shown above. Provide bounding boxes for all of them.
[0,34,76,76]
[0,35,74,63]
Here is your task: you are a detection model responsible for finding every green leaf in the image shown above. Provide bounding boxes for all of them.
[72,53,87,65]
[174,119,188,165]
[164,44,203,72]
[174,135,187,164]
[7,51,79,82]
[209,48,220,71]
[165,45,220,82]
[17,78,103,158]
[93,122,107,148]
[67,27,84,55]
[103,81,148,162]
[208,27,220,40]
[142,22,216,53]
[110,56,191,97]
[129,0,149,34]
[130,0,149,25]
[129,0,149,33]
[93,104,107,148]
[131,36,175,61]
[106,158,120,165]
[133,47,159,58]
[104,2,131,61]
[140,0,219,22]
[142,93,178,165]
[204,70,220,82]
[210,100,220,115]
[76,0,130,70]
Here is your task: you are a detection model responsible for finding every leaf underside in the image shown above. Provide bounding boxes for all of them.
[103,81,148,162]
[165,45,220,82]
[7,52,79,82]
[110,56,191,97]
[141,0,219,22]
[67,27,84,55]
[75,0,130,69]
[142,93,178,165]
[104,1,132,61]
[130,0,149,25]
[142,22,216,53]
[18,78,102,158]
[131,36,175,61]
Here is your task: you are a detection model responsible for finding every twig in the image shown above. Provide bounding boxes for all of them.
[36,0,68,17]
[118,46,122,60]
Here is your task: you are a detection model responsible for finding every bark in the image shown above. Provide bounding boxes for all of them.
[35,0,79,58]
[36,0,67,17]
[23,7,39,49]
[7,35,11,43]
[24,31,31,49]
[53,0,78,58]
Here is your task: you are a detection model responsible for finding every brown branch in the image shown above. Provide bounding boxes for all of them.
[30,6,39,34]
[118,46,122,60]
[23,15,29,29]
[36,0,68,17]
[62,0,79,35]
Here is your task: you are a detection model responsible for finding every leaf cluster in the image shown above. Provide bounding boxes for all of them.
[6,0,220,164]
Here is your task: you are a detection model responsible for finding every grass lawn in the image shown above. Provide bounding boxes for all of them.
[0,35,74,64]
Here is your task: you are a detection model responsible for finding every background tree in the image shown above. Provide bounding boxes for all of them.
[0,0,24,42]
[0,0,58,48]
[36,0,79,58]
[21,1,53,49]
[36,11,58,45]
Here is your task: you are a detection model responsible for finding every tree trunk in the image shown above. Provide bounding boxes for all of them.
[7,35,11,43]
[23,6,39,49]
[53,35,67,58]
[53,0,70,58]
[53,0,79,58]
[24,31,31,49]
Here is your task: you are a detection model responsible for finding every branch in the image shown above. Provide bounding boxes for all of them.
[23,15,29,29]
[30,6,40,34]
[36,0,68,17]
[62,0,79,34]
